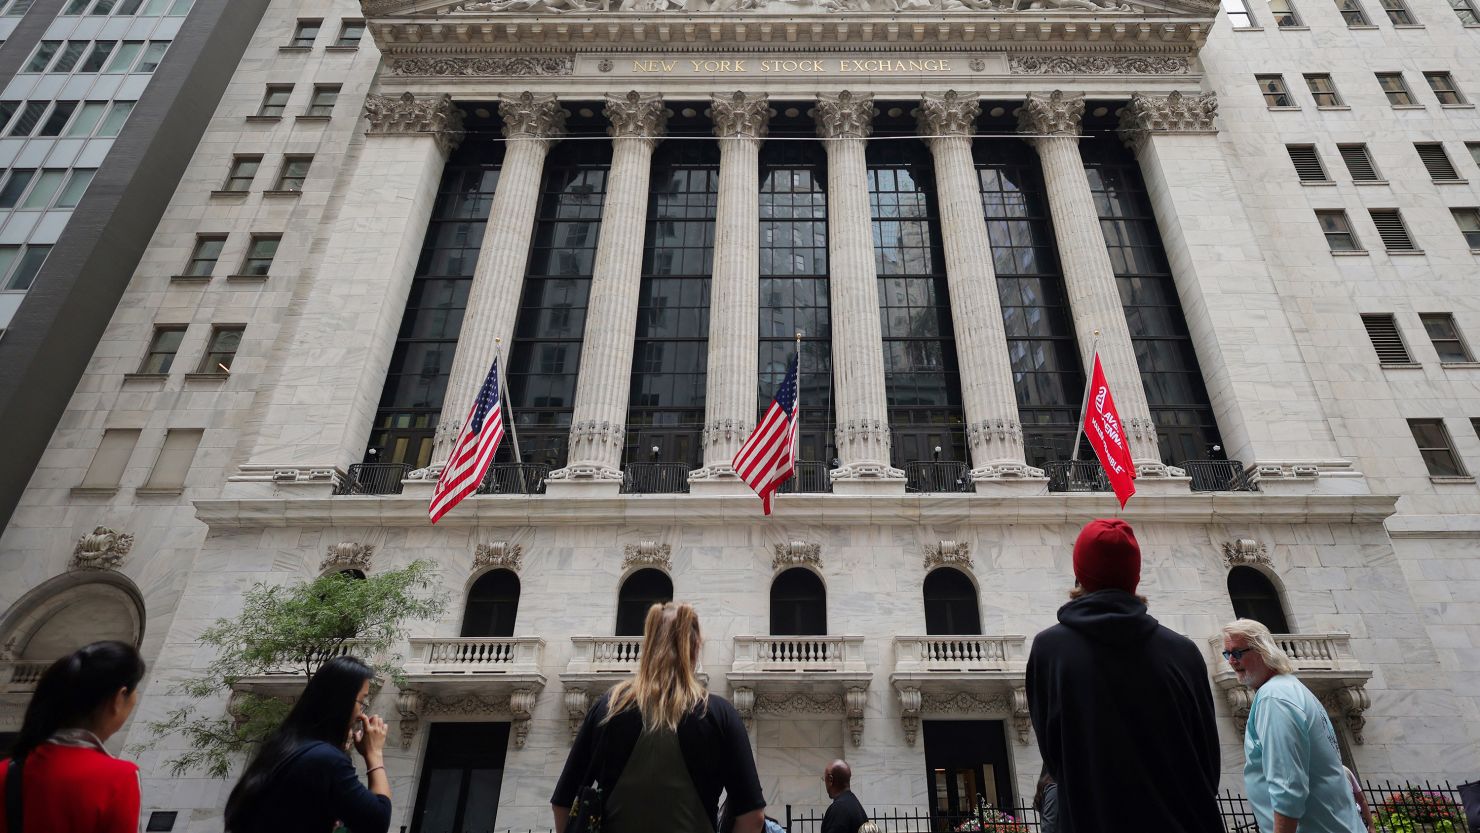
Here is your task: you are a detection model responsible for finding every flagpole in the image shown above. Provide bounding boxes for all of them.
[1070,329,1101,462]
[495,338,524,465]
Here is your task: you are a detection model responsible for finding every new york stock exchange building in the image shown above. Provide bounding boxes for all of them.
[4,0,1480,827]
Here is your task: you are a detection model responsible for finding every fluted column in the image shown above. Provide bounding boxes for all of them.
[691,92,770,491]
[547,91,666,490]
[433,92,567,466]
[1119,92,1356,491]
[1018,91,1164,474]
[916,91,1041,482]
[813,91,904,491]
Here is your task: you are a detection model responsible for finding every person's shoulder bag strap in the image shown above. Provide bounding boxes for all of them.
[5,755,25,833]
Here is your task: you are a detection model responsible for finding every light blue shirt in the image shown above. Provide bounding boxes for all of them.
[1243,674,1365,833]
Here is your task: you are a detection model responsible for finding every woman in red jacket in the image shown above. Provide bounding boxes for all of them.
[0,640,147,833]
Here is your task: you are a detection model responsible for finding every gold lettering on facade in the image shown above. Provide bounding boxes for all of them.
[633,59,678,72]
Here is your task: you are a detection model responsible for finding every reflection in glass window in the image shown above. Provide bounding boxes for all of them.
[79,41,118,72]
[54,169,96,208]
[96,101,135,136]
[52,41,89,73]
[5,245,52,290]
[65,102,107,136]
[23,41,60,72]
[38,101,78,136]
[0,170,36,208]
[136,41,168,73]
[103,41,143,73]
[19,170,67,209]
[7,102,48,136]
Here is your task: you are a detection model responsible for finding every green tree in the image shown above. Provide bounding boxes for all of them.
[142,560,447,778]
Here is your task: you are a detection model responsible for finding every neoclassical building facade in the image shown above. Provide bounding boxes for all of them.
[3,0,1480,829]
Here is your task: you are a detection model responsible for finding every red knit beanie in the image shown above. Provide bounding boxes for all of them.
[1072,518,1141,594]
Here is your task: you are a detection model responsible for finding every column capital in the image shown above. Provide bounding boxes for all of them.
[605,91,668,142]
[915,90,981,139]
[708,91,771,141]
[498,91,567,143]
[812,90,877,140]
[1017,90,1084,138]
[364,92,465,154]
[1118,90,1219,148]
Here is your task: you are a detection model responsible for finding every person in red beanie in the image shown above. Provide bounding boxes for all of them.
[1025,519,1223,833]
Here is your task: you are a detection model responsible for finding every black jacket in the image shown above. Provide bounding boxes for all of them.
[820,789,868,833]
[1026,590,1222,833]
[231,741,391,833]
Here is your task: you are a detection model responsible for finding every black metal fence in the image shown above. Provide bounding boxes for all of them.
[779,460,833,494]
[621,462,691,494]
[905,461,974,494]
[1182,459,1260,492]
[477,463,549,495]
[1043,459,1110,493]
[782,782,1473,833]
[333,463,410,495]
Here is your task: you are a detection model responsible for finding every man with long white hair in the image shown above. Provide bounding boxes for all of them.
[1221,618,1365,833]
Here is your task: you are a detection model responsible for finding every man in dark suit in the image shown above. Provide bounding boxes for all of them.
[820,759,868,833]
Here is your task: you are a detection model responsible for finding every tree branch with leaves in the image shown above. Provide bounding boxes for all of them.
[141,560,447,778]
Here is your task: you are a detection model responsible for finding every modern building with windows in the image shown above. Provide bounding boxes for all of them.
[3,0,1480,828]
[0,0,275,528]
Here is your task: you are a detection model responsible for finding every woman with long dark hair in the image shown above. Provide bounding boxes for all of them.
[0,640,147,833]
[224,656,391,833]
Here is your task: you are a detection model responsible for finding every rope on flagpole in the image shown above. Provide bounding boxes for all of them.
[1071,329,1101,464]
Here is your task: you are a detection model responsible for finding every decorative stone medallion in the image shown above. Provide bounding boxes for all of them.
[321,542,374,574]
[622,541,672,570]
[923,540,972,571]
[1221,538,1270,569]
[772,541,822,570]
[70,526,134,571]
[474,541,523,572]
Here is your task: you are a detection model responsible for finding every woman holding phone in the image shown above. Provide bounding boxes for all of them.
[224,656,392,833]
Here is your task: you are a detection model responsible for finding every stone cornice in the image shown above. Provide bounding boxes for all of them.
[193,492,1401,528]
[604,90,667,139]
[916,90,979,138]
[363,92,465,153]
[1017,89,1083,136]
[708,91,770,139]
[813,90,876,139]
[1118,89,1217,147]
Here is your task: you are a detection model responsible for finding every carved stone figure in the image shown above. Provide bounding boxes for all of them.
[70,526,134,571]
[474,541,524,572]
[622,541,673,570]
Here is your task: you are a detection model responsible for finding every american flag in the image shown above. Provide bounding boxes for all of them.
[429,358,505,524]
[733,353,799,515]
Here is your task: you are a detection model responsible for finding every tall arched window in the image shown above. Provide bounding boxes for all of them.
[1228,567,1291,634]
[615,569,673,636]
[461,569,520,638]
[770,568,826,636]
[923,568,981,635]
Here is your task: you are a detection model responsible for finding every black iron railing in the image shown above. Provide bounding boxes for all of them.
[904,461,974,494]
[778,460,833,494]
[1044,459,1111,493]
[476,463,550,495]
[333,463,410,496]
[1182,459,1259,492]
[621,462,691,495]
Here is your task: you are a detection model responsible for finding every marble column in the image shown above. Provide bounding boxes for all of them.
[433,92,567,467]
[690,92,770,493]
[813,91,905,492]
[916,91,1041,483]
[547,91,666,492]
[1119,92,1358,492]
[227,93,463,495]
[1018,90,1165,474]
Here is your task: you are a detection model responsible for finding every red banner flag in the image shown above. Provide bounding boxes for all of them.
[1084,353,1137,508]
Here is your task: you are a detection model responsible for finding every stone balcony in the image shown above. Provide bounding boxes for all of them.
[0,659,49,694]
[727,635,872,746]
[889,635,1030,747]
[397,636,547,749]
[1208,632,1374,743]
[232,640,375,697]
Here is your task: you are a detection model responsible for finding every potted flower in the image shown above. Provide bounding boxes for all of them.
[952,797,1032,833]
[1374,788,1464,833]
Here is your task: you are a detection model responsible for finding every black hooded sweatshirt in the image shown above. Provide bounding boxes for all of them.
[1026,589,1223,833]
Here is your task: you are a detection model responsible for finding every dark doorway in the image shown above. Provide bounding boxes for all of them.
[410,722,510,833]
[770,568,826,635]
[923,568,981,635]
[923,720,1015,830]
[615,568,673,636]
[461,569,520,638]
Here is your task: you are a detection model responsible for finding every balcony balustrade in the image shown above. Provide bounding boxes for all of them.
[0,659,50,693]
[904,461,974,494]
[405,636,545,677]
[397,637,546,749]
[476,463,549,495]
[333,463,409,496]
[728,635,872,744]
[889,635,1030,746]
[892,635,1026,675]
[1182,459,1258,492]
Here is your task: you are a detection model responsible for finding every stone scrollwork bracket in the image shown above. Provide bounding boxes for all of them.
[845,686,867,748]
[898,686,922,746]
